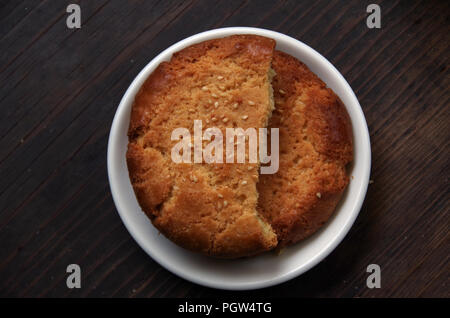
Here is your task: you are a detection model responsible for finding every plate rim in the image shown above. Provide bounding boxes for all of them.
[107,27,372,290]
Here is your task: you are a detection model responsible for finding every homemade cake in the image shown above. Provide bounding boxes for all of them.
[127,35,278,258]
[257,50,353,247]
[126,36,353,258]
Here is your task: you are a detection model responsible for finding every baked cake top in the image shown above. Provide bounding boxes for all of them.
[257,50,353,247]
[127,35,278,258]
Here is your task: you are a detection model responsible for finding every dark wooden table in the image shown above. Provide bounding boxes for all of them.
[0,0,448,298]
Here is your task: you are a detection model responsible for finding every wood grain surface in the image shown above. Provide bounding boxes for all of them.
[0,0,448,298]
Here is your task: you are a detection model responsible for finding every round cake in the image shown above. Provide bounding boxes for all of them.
[126,35,353,258]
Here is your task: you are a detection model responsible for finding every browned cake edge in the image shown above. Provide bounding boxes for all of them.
[263,50,354,247]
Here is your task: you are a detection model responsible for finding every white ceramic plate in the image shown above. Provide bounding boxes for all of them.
[107,27,371,290]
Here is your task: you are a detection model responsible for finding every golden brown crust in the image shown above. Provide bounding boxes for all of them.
[127,35,277,258]
[127,37,353,256]
[257,50,353,247]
